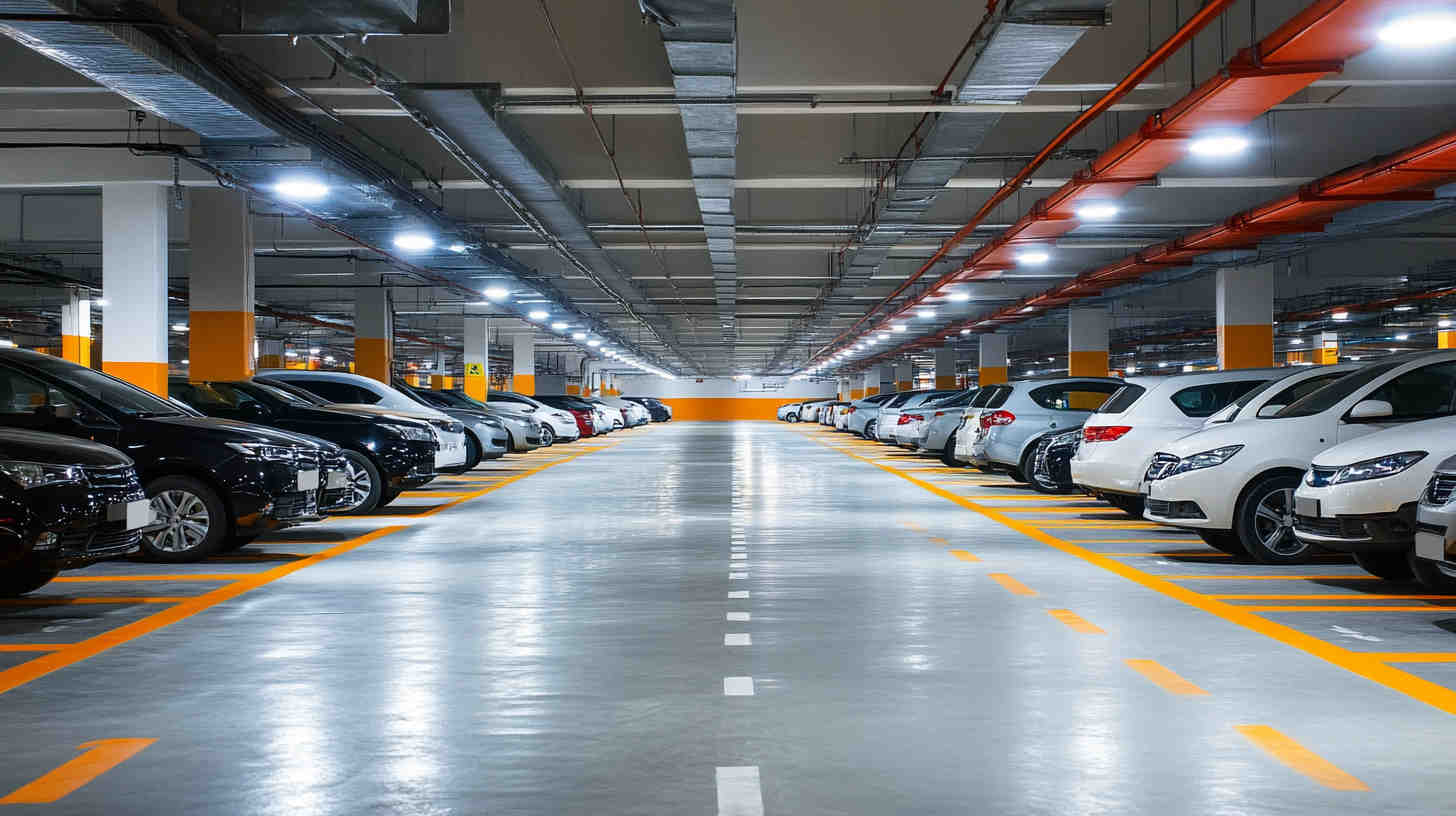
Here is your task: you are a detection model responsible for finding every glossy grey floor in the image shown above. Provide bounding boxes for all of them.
[3,421,1455,814]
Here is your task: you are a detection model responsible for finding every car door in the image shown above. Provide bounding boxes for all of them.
[0,364,119,447]
[1337,360,1456,443]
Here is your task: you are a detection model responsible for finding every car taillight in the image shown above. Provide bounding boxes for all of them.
[899,413,923,425]
[846,406,856,413]
[980,410,1015,429]
[934,411,946,418]
[1082,425,1132,443]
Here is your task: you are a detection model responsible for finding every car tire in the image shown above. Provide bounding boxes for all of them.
[863,420,876,439]
[1408,550,1456,590]
[1197,530,1248,557]
[506,431,518,452]
[336,450,384,515]
[941,433,961,468]
[0,566,59,597]
[787,414,799,423]
[1233,473,1313,565]
[461,434,483,471]
[1104,494,1145,517]
[140,475,227,563]
[377,485,404,508]
[1353,550,1416,582]
[539,425,554,446]
[218,533,260,553]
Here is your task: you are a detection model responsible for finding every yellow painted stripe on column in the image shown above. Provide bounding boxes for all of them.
[257,354,282,369]
[1316,346,1339,365]
[354,336,390,383]
[988,572,1036,596]
[0,739,156,804]
[864,385,879,396]
[1049,609,1104,634]
[978,365,1007,385]
[1440,330,1456,349]
[1125,658,1207,694]
[565,383,580,395]
[465,372,487,400]
[1218,323,1274,370]
[896,380,912,391]
[850,388,864,399]
[1286,350,1311,364]
[101,361,167,397]
[515,373,536,396]
[1067,349,1109,377]
[1235,725,1369,791]
[61,334,91,367]
[188,309,254,382]
[935,375,957,388]
[430,374,454,389]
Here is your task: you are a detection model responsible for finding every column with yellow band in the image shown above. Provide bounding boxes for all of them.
[894,360,913,392]
[463,316,488,401]
[1318,331,1339,365]
[1216,264,1274,369]
[934,345,957,389]
[60,289,90,367]
[258,339,284,370]
[355,288,393,384]
[512,332,535,396]
[979,334,1007,386]
[1067,306,1110,377]
[862,367,882,397]
[101,183,169,396]
[188,189,255,383]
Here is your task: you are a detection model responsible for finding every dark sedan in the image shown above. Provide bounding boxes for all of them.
[170,378,439,514]
[0,428,149,595]
[622,396,672,422]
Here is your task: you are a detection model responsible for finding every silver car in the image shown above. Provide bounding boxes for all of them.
[875,390,960,443]
[912,388,981,461]
[892,391,968,447]
[396,380,543,454]
[486,390,581,445]
[962,377,1125,480]
[845,393,897,435]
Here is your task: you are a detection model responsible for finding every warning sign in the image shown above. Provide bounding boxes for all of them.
[465,362,485,376]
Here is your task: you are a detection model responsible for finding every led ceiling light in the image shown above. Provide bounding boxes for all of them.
[960,328,971,335]
[1396,333,1411,341]
[1332,310,1350,321]
[551,321,568,331]
[392,232,435,251]
[878,333,890,340]
[273,178,329,202]
[1188,132,1250,157]
[1015,249,1050,265]
[483,286,509,301]
[587,339,602,347]
[948,291,971,302]
[1291,338,1305,345]
[1441,319,1453,328]
[1075,203,1119,221]
[1019,306,1036,313]
[528,310,549,320]
[891,323,907,332]
[448,243,468,253]
[1378,12,1456,48]
[309,347,321,354]
[572,332,587,340]
[916,309,936,319]
[171,323,189,332]
[1394,305,1416,312]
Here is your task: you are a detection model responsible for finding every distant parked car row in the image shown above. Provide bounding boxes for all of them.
[0,348,668,595]
[780,350,1456,588]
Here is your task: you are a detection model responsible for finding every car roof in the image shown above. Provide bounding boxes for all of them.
[1003,375,1126,388]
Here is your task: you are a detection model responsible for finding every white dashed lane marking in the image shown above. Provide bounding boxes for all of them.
[716,766,765,816]
[727,612,750,622]
[724,633,752,646]
[723,677,755,696]
[728,591,750,599]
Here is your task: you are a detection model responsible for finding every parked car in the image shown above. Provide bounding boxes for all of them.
[875,390,959,443]
[0,350,342,561]
[480,390,581,445]
[1295,413,1456,585]
[958,378,1125,480]
[1414,454,1456,589]
[599,395,651,426]
[395,383,542,453]
[844,393,897,436]
[890,391,964,448]
[817,401,848,427]
[951,384,1017,465]
[907,388,979,464]
[257,370,472,471]
[532,394,600,437]
[1028,426,1084,494]
[622,396,672,422]
[1139,363,1364,561]
[776,402,799,421]
[585,397,625,431]
[169,378,442,514]
[1071,370,1281,515]
[0,429,149,595]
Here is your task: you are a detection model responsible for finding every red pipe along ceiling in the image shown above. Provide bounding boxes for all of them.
[827,0,1408,365]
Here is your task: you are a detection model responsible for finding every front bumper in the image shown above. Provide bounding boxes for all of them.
[1416,499,1456,564]
[1294,506,1415,552]
[1144,469,1238,529]
[3,470,149,570]
[229,453,335,534]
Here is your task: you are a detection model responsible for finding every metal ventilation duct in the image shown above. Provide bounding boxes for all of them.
[0,0,277,140]
[650,0,738,343]
[178,0,450,36]
[772,0,1109,369]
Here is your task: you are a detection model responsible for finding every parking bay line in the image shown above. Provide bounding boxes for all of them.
[988,573,1037,596]
[1235,725,1369,791]
[0,645,68,653]
[1209,594,1456,601]
[1125,659,1208,695]
[949,549,980,562]
[49,574,251,583]
[0,738,156,804]
[1362,653,1456,663]
[806,434,1456,717]
[1243,605,1456,612]
[1049,609,1104,634]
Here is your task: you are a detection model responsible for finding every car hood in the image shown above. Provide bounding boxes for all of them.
[1312,416,1456,466]
[0,428,134,467]
[323,404,451,426]
[1158,421,1261,457]
[142,415,334,450]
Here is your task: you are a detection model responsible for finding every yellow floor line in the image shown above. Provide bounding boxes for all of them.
[1063,538,1199,544]
[1160,574,1379,581]
[0,645,68,653]
[988,573,1036,596]
[1235,725,1369,791]
[928,536,950,546]
[1363,653,1456,663]
[1105,551,1232,558]
[1048,609,1104,634]
[1125,658,1208,695]
[1244,605,1455,612]
[1209,594,1456,601]
[949,549,980,562]
[50,574,247,583]
[1003,507,1129,515]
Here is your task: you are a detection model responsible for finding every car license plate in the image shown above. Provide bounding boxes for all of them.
[435,438,466,467]
[1294,495,1320,517]
[1415,529,1446,562]
[124,498,152,530]
[325,469,348,489]
[297,469,320,491]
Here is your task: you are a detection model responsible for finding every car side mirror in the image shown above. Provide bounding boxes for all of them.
[240,402,271,421]
[1256,403,1285,418]
[1349,399,1394,420]
[34,403,75,422]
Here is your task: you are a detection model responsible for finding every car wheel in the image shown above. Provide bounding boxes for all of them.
[1353,550,1416,582]
[1408,550,1456,590]
[218,533,260,553]
[140,475,227,562]
[786,414,799,423]
[336,450,384,514]
[1105,494,1145,517]
[461,434,483,471]
[862,420,875,439]
[0,566,59,597]
[377,486,403,507]
[506,431,519,452]
[1197,530,1248,556]
[539,425,554,446]
[1233,474,1313,565]
[941,433,961,468]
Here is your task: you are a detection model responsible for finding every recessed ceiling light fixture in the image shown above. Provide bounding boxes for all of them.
[528,310,549,320]
[891,323,907,332]
[393,232,434,251]
[1015,249,1050,265]
[587,340,602,347]
[551,321,568,331]
[483,286,509,301]
[917,308,936,319]
[273,178,329,202]
[1019,306,1036,313]
[1332,310,1350,321]
[1075,203,1119,220]
[1396,333,1411,341]
[572,332,587,340]
[948,291,971,302]
[1188,131,1250,157]
[1378,12,1456,48]
[1394,305,1416,312]
[448,243,468,253]
[1441,319,1453,328]
[959,328,971,335]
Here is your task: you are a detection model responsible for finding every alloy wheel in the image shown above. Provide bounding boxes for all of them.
[342,458,374,511]
[1252,487,1305,557]
[143,489,212,554]
[540,425,554,446]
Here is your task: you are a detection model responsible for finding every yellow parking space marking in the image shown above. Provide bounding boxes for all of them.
[928,536,949,546]
[1125,659,1208,695]
[50,574,246,583]
[1105,551,1234,558]
[1032,520,1166,529]
[1235,725,1369,791]
[1244,605,1455,612]
[0,739,156,804]
[1210,594,1456,601]
[899,521,927,532]
[0,645,68,653]
[949,549,980,562]
[1363,653,1456,663]
[964,494,1090,501]
[988,573,1037,596]
[0,596,192,606]
[400,490,477,498]
[1004,507,1129,515]
[1048,609,1103,634]
[1064,538,1198,544]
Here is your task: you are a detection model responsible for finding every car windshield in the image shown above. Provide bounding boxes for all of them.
[257,379,327,405]
[21,354,182,416]
[1275,361,1403,418]
[249,381,316,407]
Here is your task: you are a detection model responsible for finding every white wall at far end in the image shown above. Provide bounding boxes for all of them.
[614,375,837,399]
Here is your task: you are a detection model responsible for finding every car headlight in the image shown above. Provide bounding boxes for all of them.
[1326,451,1427,485]
[225,442,296,461]
[1168,445,1243,477]
[0,460,86,489]
[381,423,434,442]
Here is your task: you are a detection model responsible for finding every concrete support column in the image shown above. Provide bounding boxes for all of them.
[934,346,957,389]
[60,288,90,367]
[979,334,1007,385]
[894,360,913,392]
[513,333,535,395]
[258,340,283,370]
[463,317,488,401]
[354,289,392,383]
[188,189,255,382]
[862,367,882,397]
[1216,265,1273,370]
[1067,307,1110,377]
[848,376,862,400]
[1318,331,1339,365]
[102,183,169,395]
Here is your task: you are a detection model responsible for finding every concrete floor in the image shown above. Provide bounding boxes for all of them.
[2,421,1455,813]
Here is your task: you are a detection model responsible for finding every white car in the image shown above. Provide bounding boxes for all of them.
[599,395,650,426]
[1140,363,1361,561]
[951,385,1014,464]
[845,393,896,435]
[960,378,1126,479]
[1071,370,1282,514]
[486,390,581,444]
[1413,453,1456,590]
[258,369,470,471]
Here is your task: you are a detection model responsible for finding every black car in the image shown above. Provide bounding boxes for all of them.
[0,349,344,562]
[169,378,438,514]
[0,429,149,595]
[621,396,671,422]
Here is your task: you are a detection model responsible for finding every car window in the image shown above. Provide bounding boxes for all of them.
[968,387,998,408]
[1097,384,1147,414]
[936,390,977,408]
[256,379,327,405]
[1028,381,1122,411]
[289,380,380,405]
[1169,380,1266,418]
[1276,361,1404,418]
[8,355,181,416]
[1364,361,1456,420]
[249,382,316,407]
[1253,372,1349,418]
[983,386,1013,409]
[0,367,72,416]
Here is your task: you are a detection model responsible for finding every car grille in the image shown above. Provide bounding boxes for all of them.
[59,525,141,558]
[83,465,141,491]
[272,491,319,520]
[1306,465,1338,487]
[1144,453,1179,482]
[1426,473,1456,504]
[1294,514,1342,537]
